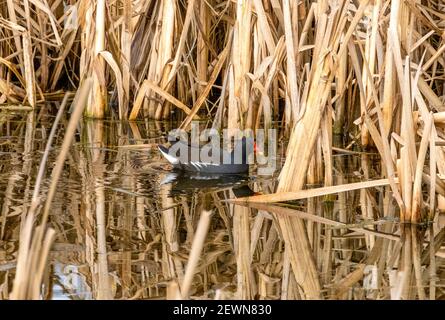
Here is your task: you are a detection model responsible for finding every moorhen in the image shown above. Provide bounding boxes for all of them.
[158,136,256,174]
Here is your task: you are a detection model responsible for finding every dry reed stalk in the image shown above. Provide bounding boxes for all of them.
[76,148,99,296]
[360,156,374,249]
[197,0,209,97]
[400,227,413,299]
[121,0,132,118]
[5,1,24,76]
[18,111,36,232]
[10,79,92,299]
[282,0,299,126]
[155,0,176,120]
[50,5,78,90]
[427,225,437,300]
[95,172,112,299]
[252,0,275,53]
[85,120,113,299]
[321,110,334,283]
[0,155,22,240]
[381,0,398,135]
[22,31,35,108]
[179,38,231,130]
[232,0,252,127]
[87,0,107,118]
[412,115,432,222]
[159,177,184,284]
[0,105,33,111]
[227,65,238,138]
[306,151,318,250]
[236,202,400,242]
[233,204,253,299]
[230,178,393,204]
[280,245,291,299]
[359,1,380,146]
[99,51,124,119]
[274,215,321,299]
[166,0,196,86]
[130,80,198,120]
[167,281,182,300]
[31,93,72,201]
[333,33,347,135]
[411,226,425,299]
[277,1,369,192]
[250,210,265,261]
[332,264,366,299]
[180,209,212,299]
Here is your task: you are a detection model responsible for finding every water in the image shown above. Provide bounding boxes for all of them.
[0,109,444,300]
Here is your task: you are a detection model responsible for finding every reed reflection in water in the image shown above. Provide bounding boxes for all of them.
[0,110,444,300]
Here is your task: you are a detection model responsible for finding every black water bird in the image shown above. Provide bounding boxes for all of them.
[158,136,257,174]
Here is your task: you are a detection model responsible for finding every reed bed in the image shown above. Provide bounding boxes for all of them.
[0,118,445,300]
[0,0,445,300]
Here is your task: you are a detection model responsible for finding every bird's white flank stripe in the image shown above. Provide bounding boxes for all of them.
[159,147,180,165]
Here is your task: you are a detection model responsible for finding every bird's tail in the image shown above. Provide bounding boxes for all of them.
[232,185,258,198]
[158,144,180,165]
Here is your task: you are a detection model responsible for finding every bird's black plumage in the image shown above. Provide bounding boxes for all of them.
[158,136,254,174]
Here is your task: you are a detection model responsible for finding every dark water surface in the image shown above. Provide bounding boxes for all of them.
[0,109,444,300]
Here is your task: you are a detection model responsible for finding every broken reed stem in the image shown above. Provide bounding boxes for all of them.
[41,79,92,230]
[180,209,212,299]
[230,178,394,204]
[31,92,73,202]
